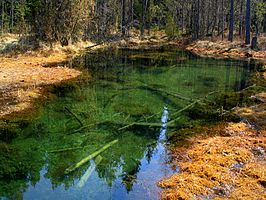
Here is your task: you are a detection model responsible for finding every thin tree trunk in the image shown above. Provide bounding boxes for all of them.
[262,0,266,33]
[228,0,234,42]
[121,0,126,36]
[146,0,150,35]
[196,0,200,38]
[245,0,251,44]
[239,0,243,37]
[128,0,133,35]
[221,0,224,40]
[181,5,184,33]
[211,0,218,36]
[140,0,145,38]
[1,0,4,35]
[263,0,266,33]
[11,0,14,32]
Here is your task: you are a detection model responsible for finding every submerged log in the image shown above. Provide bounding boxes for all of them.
[65,107,83,126]
[76,155,103,188]
[171,100,200,117]
[72,123,99,133]
[118,121,176,130]
[167,101,200,126]
[139,85,193,102]
[117,83,192,102]
[48,145,92,153]
[72,120,111,134]
[64,139,118,174]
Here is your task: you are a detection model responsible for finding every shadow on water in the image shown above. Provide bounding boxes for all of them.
[0,48,258,200]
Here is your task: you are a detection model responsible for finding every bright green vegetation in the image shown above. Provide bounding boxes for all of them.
[0,48,256,199]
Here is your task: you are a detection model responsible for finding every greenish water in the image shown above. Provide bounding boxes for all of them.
[0,48,255,200]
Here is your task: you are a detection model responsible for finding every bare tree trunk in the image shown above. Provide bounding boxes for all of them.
[181,4,184,33]
[1,0,4,35]
[221,0,224,40]
[245,0,251,44]
[196,0,200,38]
[121,0,126,36]
[264,0,266,33]
[146,0,150,35]
[11,0,14,32]
[239,0,243,37]
[140,0,145,38]
[228,0,234,42]
[128,0,133,36]
[211,0,218,36]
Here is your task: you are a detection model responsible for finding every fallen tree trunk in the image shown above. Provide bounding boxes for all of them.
[117,84,192,102]
[139,85,193,102]
[65,107,83,126]
[118,121,176,130]
[65,139,118,174]
[48,145,92,153]
[167,101,200,126]
[72,120,111,134]
[76,155,103,188]
[171,100,200,118]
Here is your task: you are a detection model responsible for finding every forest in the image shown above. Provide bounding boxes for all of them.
[0,1,266,200]
[0,0,266,45]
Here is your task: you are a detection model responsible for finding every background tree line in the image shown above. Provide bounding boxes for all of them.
[1,0,266,46]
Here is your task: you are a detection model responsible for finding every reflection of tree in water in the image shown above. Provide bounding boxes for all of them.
[0,136,44,199]
[121,158,140,192]
[94,132,157,189]
[0,48,255,199]
[145,142,157,164]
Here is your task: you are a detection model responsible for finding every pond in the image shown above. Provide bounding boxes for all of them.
[0,47,256,200]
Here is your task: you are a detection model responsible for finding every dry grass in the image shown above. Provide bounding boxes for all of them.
[158,122,266,200]
[0,41,90,118]
[115,29,169,50]
[186,36,266,62]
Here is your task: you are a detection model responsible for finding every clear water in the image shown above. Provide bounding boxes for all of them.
[0,48,254,200]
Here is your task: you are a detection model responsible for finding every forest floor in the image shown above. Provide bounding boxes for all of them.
[0,34,96,118]
[158,37,266,199]
[186,36,266,63]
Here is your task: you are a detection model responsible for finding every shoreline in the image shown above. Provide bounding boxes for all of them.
[158,40,266,200]
[0,51,84,119]
[0,34,171,119]
[186,39,266,64]
[0,36,265,199]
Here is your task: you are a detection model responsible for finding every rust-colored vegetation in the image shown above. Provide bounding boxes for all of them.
[186,38,266,62]
[158,121,266,199]
[0,48,83,118]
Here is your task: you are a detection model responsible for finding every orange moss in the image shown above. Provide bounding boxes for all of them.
[159,173,216,199]
[159,122,266,200]
[0,52,84,118]
[230,162,266,199]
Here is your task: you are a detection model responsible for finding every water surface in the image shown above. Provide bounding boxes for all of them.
[0,48,254,200]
